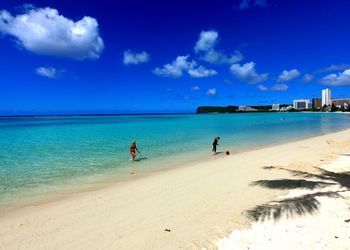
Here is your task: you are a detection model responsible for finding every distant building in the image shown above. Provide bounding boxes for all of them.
[312,98,322,108]
[293,99,310,110]
[280,106,293,112]
[238,106,258,112]
[271,104,280,111]
[322,88,331,106]
[331,98,350,108]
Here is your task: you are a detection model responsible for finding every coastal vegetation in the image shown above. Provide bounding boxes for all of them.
[197,104,349,113]
[196,106,238,113]
[197,105,289,113]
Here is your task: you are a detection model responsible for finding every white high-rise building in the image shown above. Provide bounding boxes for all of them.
[322,88,331,106]
[293,99,310,110]
[272,104,280,110]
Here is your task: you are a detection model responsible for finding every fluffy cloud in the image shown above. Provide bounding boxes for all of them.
[320,69,350,86]
[153,55,217,78]
[239,0,267,10]
[0,7,104,60]
[194,30,218,53]
[35,67,61,78]
[257,83,288,91]
[206,88,217,96]
[123,50,150,65]
[201,49,243,64]
[194,30,243,64]
[188,65,217,78]
[230,62,268,84]
[257,84,268,91]
[316,64,350,73]
[271,83,288,91]
[303,73,314,83]
[277,69,300,82]
[153,56,190,77]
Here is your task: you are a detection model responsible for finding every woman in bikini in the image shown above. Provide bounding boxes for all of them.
[130,140,140,161]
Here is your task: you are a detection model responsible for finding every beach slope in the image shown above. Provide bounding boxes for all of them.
[1,129,350,249]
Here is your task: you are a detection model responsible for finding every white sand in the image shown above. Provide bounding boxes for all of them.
[217,155,350,250]
[1,129,350,249]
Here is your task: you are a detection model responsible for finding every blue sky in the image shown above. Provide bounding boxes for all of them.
[0,0,350,115]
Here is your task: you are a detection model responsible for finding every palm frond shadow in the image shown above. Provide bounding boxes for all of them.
[251,179,333,190]
[245,165,350,222]
[280,167,350,189]
[246,191,340,222]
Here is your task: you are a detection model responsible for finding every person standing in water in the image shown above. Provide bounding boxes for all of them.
[130,140,140,161]
[212,137,220,153]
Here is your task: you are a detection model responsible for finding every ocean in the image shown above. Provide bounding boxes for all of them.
[1,112,350,208]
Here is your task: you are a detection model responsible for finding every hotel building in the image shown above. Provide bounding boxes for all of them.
[293,99,310,110]
[271,104,280,110]
[322,88,331,106]
[312,98,322,108]
[331,98,350,108]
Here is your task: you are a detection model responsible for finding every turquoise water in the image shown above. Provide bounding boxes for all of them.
[1,113,350,207]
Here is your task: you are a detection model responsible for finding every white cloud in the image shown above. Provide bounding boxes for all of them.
[194,30,243,64]
[188,65,217,78]
[123,50,150,65]
[35,66,61,78]
[257,84,268,91]
[271,83,288,91]
[194,30,218,53]
[316,64,350,73]
[153,56,191,77]
[153,55,193,77]
[239,0,267,10]
[0,7,104,60]
[153,55,217,78]
[230,62,268,84]
[201,49,243,64]
[206,88,217,96]
[277,69,300,82]
[257,83,288,91]
[191,86,200,91]
[320,69,350,86]
[303,73,314,83]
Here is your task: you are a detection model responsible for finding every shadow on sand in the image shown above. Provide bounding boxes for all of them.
[212,151,224,155]
[134,157,148,162]
[245,165,350,222]
[250,179,334,190]
[246,191,341,222]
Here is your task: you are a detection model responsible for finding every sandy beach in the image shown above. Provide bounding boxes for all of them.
[217,153,350,250]
[1,129,350,249]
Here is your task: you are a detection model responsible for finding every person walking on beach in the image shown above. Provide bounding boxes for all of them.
[212,137,220,153]
[130,140,140,161]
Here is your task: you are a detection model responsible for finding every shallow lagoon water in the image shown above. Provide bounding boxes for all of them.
[1,113,350,207]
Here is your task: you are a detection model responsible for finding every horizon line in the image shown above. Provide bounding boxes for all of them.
[0,112,197,118]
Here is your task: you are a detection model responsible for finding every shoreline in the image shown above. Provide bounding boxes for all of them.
[1,128,350,249]
[1,125,350,215]
[1,126,350,215]
[1,111,349,118]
